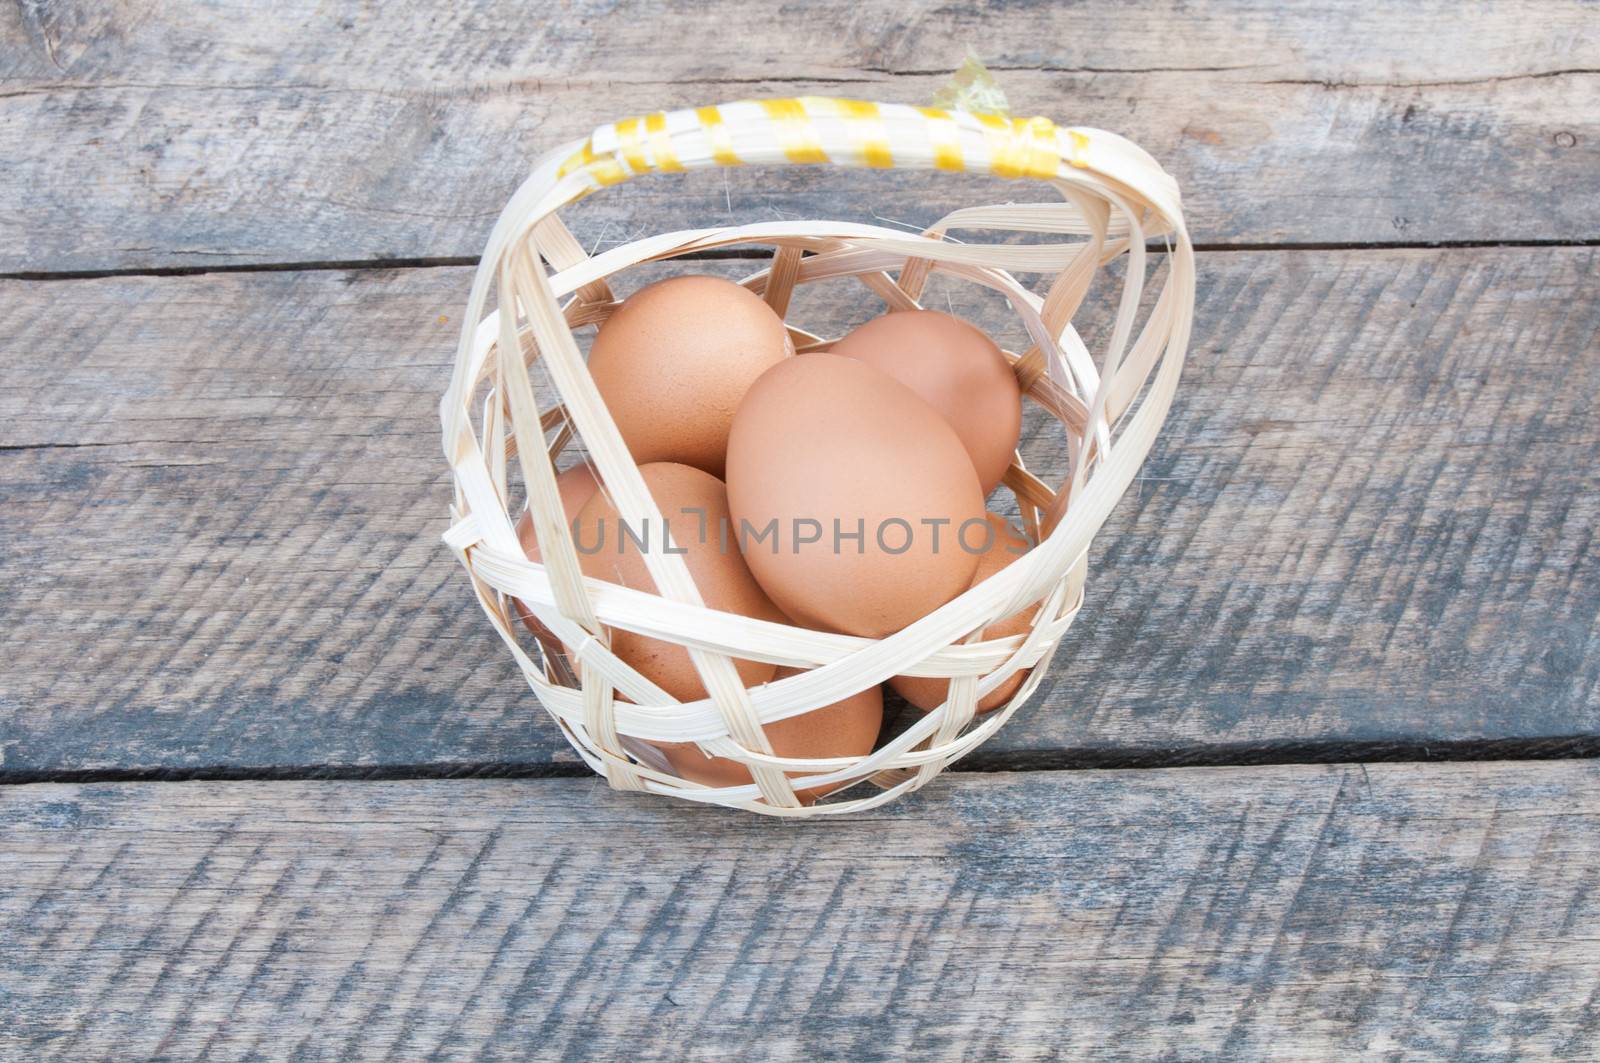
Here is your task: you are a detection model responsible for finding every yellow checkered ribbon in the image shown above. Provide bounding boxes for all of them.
[556,97,1084,194]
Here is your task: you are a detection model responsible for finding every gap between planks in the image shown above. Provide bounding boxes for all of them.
[3,735,1597,788]
[6,237,1600,283]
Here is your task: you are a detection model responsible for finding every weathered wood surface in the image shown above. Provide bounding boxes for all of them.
[2,763,1597,1059]
[2,0,1598,272]
[1,246,1594,778]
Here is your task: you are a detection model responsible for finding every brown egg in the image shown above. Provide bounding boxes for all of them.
[891,513,1037,713]
[515,462,602,564]
[513,461,602,641]
[587,275,792,478]
[573,461,784,700]
[726,354,984,638]
[657,666,883,804]
[829,309,1022,495]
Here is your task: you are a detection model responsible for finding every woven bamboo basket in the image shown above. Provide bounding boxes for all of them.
[440,96,1193,816]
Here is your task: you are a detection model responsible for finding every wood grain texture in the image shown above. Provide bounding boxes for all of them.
[0,246,1594,777]
[999,243,1600,763]
[2,762,1598,1059]
[2,0,1598,271]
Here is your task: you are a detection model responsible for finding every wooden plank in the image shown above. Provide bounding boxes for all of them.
[996,243,1600,763]
[2,0,1597,271]
[2,763,1597,1058]
[0,246,1595,778]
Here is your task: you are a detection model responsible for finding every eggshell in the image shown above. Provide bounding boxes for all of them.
[830,309,1022,494]
[890,513,1037,713]
[657,666,883,804]
[726,353,985,638]
[587,275,792,478]
[513,461,602,641]
[573,461,784,700]
[515,462,602,565]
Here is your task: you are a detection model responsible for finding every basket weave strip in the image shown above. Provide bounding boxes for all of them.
[441,96,1194,815]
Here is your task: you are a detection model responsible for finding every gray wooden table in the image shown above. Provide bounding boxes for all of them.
[3,2,1598,1058]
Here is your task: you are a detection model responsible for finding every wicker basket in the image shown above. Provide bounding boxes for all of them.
[440,97,1193,816]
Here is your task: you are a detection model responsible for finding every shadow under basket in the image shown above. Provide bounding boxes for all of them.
[440,97,1194,816]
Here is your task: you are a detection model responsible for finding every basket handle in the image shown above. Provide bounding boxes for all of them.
[546,97,1179,221]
